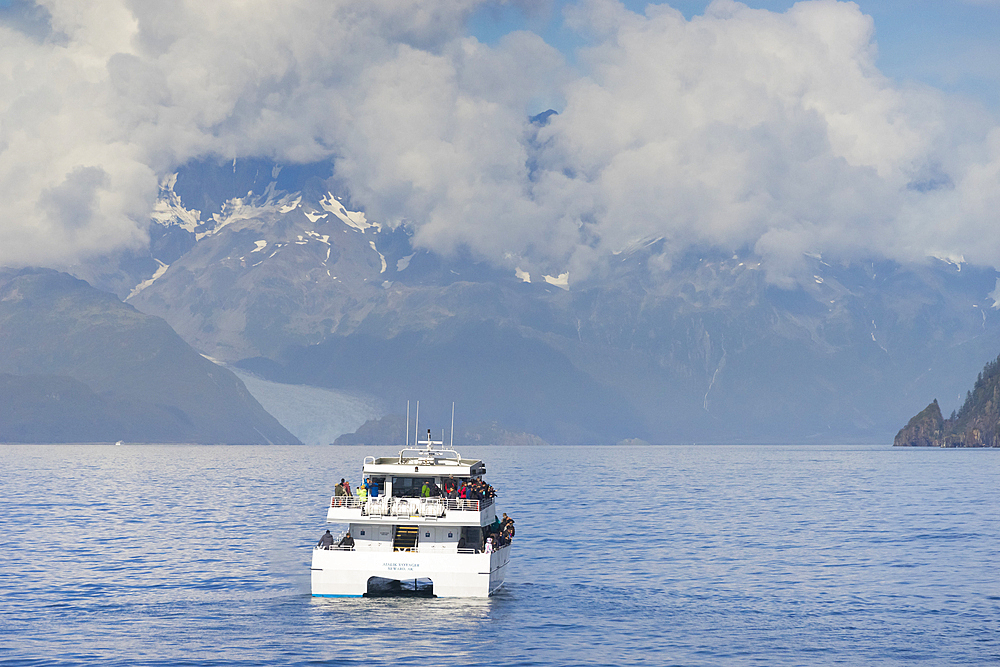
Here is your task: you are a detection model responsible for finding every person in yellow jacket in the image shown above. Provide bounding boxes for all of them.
[356,484,368,502]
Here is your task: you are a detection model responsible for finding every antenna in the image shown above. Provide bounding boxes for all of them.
[414,401,419,448]
[450,402,455,448]
[405,401,410,447]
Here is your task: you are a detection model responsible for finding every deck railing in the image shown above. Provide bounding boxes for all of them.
[315,530,355,551]
[329,495,494,516]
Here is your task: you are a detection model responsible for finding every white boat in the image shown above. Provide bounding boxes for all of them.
[311,419,513,598]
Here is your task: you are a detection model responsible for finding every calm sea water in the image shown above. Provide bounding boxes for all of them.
[1,444,997,666]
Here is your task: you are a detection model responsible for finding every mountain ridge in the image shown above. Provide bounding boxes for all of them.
[0,267,301,444]
[72,157,1000,444]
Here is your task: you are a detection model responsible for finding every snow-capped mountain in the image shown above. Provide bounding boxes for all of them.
[83,159,1000,444]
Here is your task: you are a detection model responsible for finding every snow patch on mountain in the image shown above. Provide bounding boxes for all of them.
[279,196,302,213]
[321,193,379,233]
[151,174,201,232]
[612,236,664,258]
[397,253,415,272]
[153,170,307,241]
[369,241,386,273]
[196,188,303,240]
[934,253,966,271]
[543,272,569,289]
[989,279,1000,309]
[304,231,330,244]
[126,259,169,301]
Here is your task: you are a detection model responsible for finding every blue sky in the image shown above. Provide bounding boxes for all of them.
[468,0,1000,111]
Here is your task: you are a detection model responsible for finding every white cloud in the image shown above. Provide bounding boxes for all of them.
[0,0,491,267]
[334,0,1000,285]
[1,0,1000,288]
[523,0,995,284]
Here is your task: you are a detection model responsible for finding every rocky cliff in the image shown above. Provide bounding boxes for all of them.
[893,399,944,447]
[895,356,1000,447]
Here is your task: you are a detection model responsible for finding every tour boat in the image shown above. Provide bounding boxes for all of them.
[311,410,512,598]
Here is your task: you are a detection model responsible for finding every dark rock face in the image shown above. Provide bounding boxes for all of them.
[893,399,943,447]
[0,268,300,444]
[895,356,1000,447]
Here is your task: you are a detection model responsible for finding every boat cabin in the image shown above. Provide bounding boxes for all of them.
[325,442,497,554]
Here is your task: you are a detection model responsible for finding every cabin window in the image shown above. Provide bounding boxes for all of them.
[360,530,365,536]
[391,476,435,497]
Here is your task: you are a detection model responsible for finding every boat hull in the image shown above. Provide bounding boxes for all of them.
[311,545,510,598]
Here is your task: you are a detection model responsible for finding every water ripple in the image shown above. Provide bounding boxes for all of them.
[1,444,998,665]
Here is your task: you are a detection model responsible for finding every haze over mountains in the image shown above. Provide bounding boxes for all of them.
[53,157,1000,444]
[0,268,300,444]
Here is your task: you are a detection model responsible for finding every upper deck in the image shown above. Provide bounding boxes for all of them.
[362,446,486,477]
[329,441,496,526]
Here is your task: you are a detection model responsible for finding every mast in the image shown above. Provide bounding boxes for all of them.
[414,401,419,448]
[405,400,410,447]
[450,402,455,448]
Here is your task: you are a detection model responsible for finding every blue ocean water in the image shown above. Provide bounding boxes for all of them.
[1,444,997,666]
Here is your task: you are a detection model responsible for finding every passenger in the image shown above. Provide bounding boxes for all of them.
[421,481,431,497]
[334,479,346,497]
[318,530,334,549]
[342,479,351,496]
[458,536,467,550]
[485,536,494,553]
[368,479,379,498]
[356,484,368,502]
[338,531,355,548]
[458,481,468,500]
